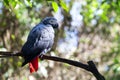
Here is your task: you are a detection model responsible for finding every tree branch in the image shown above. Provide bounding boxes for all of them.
[41,55,105,80]
[0,51,105,80]
[0,51,22,56]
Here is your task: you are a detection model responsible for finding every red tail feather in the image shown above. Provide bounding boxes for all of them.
[29,56,39,73]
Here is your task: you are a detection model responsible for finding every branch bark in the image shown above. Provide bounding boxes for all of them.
[0,51,105,80]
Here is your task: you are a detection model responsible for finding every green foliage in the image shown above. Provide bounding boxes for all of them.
[1,0,120,80]
[60,0,69,12]
[51,1,69,12]
[52,1,58,12]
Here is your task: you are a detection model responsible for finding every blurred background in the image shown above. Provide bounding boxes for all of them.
[0,0,120,80]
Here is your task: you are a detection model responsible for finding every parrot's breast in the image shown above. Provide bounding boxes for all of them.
[41,26,54,41]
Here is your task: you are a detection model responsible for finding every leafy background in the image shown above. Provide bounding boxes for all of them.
[0,0,120,80]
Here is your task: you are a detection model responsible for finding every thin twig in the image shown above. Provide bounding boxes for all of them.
[0,55,12,58]
[0,51,22,56]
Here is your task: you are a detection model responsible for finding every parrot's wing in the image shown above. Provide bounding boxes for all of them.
[21,24,54,66]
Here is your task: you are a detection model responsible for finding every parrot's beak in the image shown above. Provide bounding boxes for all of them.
[53,23,59,29]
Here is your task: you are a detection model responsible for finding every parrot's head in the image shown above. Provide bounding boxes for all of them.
[42,17,59,29]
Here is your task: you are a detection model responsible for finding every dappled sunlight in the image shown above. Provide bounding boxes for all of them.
[0,0,120,80]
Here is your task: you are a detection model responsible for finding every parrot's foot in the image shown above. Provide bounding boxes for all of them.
[39,49,47,60]
[39,54,44,60]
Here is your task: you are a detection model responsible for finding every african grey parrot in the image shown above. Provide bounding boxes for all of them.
[21,17,58,73]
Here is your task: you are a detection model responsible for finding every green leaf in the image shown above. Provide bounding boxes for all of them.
[52,2,58,12]
[4,0,9,6]
[27,0,32,7]
[24,0,32,7]
[114,58,119,64]
[11,1,17,8]
[11,34,15,40]
[60,1,69,12]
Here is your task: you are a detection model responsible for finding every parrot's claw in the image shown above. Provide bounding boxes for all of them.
[39,53,44,60]
[39,49,47,60]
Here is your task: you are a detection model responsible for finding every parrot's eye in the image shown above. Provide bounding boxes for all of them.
[49,19,57,24]
[49,20,54,23]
